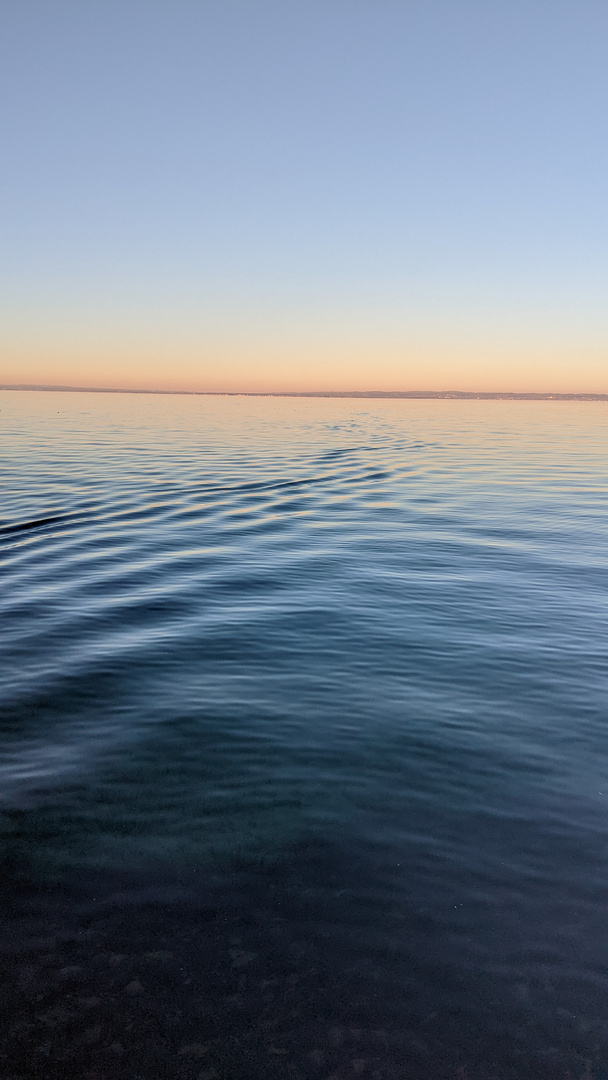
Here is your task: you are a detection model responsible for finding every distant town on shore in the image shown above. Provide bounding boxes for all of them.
[2,385,607,401]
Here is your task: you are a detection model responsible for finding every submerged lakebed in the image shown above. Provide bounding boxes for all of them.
[1,391,608,1080]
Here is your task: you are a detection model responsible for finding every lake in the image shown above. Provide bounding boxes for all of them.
[1,390,607,1080]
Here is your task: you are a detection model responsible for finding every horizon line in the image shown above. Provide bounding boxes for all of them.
[1,384,608,401]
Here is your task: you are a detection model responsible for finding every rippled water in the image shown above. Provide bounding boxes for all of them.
[1,390,607,1080]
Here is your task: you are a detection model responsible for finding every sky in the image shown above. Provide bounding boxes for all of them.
[1,1,607,394]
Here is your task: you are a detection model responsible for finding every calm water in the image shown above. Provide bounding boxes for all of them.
[1,390,607,1080]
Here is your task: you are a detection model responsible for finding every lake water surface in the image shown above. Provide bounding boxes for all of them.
[1,391,607,1079]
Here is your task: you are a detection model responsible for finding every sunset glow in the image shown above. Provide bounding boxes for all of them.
[2,2,607,394]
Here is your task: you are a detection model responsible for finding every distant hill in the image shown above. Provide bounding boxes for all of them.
[1,384,607,401]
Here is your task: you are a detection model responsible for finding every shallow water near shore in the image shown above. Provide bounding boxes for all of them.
[1,390,608,1079]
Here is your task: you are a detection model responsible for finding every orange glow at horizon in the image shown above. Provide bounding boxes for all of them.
[4,339,608,396]
[3,5,607,402]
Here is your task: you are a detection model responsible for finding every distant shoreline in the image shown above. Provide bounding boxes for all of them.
[1,384,607,401]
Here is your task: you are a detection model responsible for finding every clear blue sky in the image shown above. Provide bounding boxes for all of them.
[1,1,607,391]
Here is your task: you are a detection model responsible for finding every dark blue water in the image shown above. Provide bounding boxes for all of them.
[1,391,607,1080]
